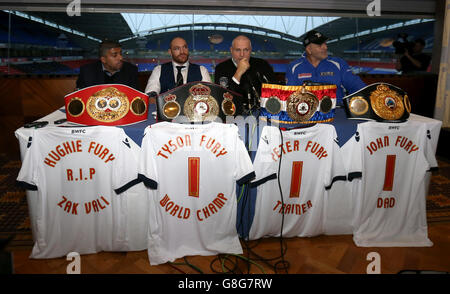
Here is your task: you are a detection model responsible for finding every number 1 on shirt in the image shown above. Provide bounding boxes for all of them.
[383,155,396,191]
[290,161,303,198]
[188,157,200,197]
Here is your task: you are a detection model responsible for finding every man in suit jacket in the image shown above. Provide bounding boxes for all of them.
[76,40,139,90]
[144,37,211,95]
[214,35,276,111]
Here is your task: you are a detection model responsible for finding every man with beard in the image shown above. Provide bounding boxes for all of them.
[76,40,138,90]
[144,37,211,95]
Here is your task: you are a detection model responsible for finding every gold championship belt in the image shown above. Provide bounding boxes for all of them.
[259,83,337,125]
[156,81,244,123]
[64,84,149,126]
[343,83,410,122]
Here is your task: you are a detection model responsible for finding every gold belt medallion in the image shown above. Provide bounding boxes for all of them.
[184,83,220,122]
[184,95,219,122]
[86,87,129,123]
[286,90,319,122]
[370,84,405,120]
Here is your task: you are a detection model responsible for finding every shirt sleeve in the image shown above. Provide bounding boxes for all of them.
[16,130,39,191]
[113,130,142,194]
[250,126,279,187]
[423,126,438,171]
[324,127,348,190]
[346,126,363,181]
[200,65,212,82]
[233,126,255,185]
[231,76,240,85]
[340,59,366,95]
[137,127,158,189]
[285,61,297,86]
[144,65,162,94]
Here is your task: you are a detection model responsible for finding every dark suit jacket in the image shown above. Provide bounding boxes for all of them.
[76,60,139,90]
[214,57,276,106]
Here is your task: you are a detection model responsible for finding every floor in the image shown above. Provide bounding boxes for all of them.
[8,221,450,274]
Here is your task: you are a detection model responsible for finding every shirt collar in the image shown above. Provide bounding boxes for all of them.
[303,54,329,68]
[101,63,120,76]
[172,61,189,69]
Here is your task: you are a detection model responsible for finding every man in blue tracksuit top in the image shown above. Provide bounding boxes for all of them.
[285,30,366,106]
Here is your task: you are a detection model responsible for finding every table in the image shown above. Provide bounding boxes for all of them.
[15,105,442,248]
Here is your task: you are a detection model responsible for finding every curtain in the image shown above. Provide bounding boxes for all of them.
[435,0,450,127]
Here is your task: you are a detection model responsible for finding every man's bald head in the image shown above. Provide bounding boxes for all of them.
[231,35,252,63]
[232,35,252,49]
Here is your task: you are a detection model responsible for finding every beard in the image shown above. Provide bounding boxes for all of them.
[173,53,189,64]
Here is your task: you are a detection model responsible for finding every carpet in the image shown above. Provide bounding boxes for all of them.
[0,155,33,248]
[1,154,449,249]
[427,156,450,223]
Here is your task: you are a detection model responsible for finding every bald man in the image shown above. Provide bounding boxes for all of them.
[145,37,211,95]
[214,35,275,111]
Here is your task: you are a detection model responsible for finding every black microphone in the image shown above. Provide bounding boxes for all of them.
[219,76,229,88]
[246,74,260,103]
[261,72,270,83]
[247,81,260,111]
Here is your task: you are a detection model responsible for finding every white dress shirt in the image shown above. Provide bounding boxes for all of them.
[231,58,241,85]
[144,61,211,94]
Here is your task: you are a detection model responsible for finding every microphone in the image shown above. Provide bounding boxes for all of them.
[247,78,260,111]
[248,71,260,102]
[219,77,229,88]
[147,91,158,99]
[262,73,269,83]
[256,71,269,84]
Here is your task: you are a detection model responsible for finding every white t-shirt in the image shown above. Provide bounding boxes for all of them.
[347,120,437,247]
[16,126,140,258]
[249,124,346,239]
[139,122,255,265]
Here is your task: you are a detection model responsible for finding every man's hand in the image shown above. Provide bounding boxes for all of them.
[404,51,422,69]
[395,57,402,71]
[233,58,250,82]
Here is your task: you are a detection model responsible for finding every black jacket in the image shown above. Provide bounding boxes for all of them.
[76,60,139,90]
[214,57,275,106]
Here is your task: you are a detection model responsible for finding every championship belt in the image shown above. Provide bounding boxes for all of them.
[259,83,337,125]
[64,84,149,126]
[156,81,244,123]
[343,83,411,122]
